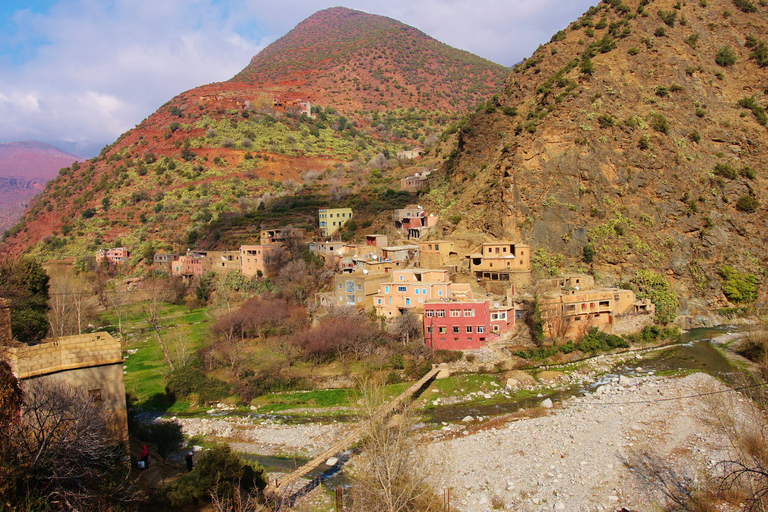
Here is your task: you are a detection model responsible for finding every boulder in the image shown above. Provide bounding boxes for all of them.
[504,370,536,389]
[541,398,553,408]
[537,370,566,383]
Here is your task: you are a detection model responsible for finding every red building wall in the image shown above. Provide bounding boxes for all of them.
[423,301,490,350]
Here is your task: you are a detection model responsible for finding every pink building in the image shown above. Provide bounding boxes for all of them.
[171,255,203,277]
[423,300,515,351]
[95,247,130,265]
[373,269,472,318]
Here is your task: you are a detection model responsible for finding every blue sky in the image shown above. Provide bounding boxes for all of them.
[0,0,596,157]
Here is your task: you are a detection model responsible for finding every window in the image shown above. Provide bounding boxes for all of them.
[493,325,499,332]
[453,326,460,334]
[337,283,343,290]
[347,295,355,304]
[450,310,461,317]
[399,275,404,281]
[463,309,474,317]
[415,288,419,295]
[385,286,390,293]
[419,298,423,303]
[405,298,411,306]
[422,288,427,295]
[477,326,484,333]
[466,326,473,333]
[346,281,355,293]
[427,327,432,333]
[377,299,382,304]
[438,290,443,297]
[398,286,407,292]
[436,310,445,317]
[438,327,447,334]
[491,313,498,320]
[599,301,610,308]
[357,284,363,291]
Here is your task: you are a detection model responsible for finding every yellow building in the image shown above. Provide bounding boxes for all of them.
[318,208,353,237]
[418,240,455,268]
[373,269,473,318]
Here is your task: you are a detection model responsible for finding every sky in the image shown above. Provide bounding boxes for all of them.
[0,0,597,157]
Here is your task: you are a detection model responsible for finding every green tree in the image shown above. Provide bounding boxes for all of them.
[166,444,266,507]
[629,270,679,324]
[716,46,737,66]
[718,266,758,303]
[0,258,50,342]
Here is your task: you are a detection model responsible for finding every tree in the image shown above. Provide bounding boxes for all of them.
[391,310,421,347]
[351,380,442,512]
[48,266,95,337]
[141,278,175,371]
[0,379,139,509]
[0,258,50,342]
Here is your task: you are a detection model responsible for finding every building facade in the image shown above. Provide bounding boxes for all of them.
[240,245,275,278]
[318,208,353,237]
[467,242,531,281]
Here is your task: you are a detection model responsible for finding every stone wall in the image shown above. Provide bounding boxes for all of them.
[610,313,655,335]
[6,332,122,379]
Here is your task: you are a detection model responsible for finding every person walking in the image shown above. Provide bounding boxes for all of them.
[185,451,194,472]
[140,445,149,469]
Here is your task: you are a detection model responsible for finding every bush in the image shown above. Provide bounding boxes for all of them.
[654,26,667,37]
[736,195,759,213]
[658,9,677,26]
[733,0,758,12]
[165,363,232,404]
[166,444,266,507]
[688,130,701,142]
[629,270,679,324]
[578,328,629,352]
[649,113,669,134]
[737,97,768,125]
[713,162,738,179]
[739,337,767,362]
[718,266,759,303]
[583,244,595,263]
[739,166,756,179]
[715,46,737,66]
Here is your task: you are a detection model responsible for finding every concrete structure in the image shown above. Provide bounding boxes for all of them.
[319,208,353,237]
[366,234,388,247]
[196,250,241,274]
[393,205,439,239]
[373,269,472,318]
[171,254,203,277]
[381,245,419,263]
[396,149,421,160]
[540,274,595,293]
[467,242,531,281]
[332,274,391,309]
[418,240,455,268]
[240,245,276,278]
[539,287,654,338]
[0,302,128,444]
[153,253,176,267]
[400,170,431,191]
[95,247,130,265]
[260,227,306,246]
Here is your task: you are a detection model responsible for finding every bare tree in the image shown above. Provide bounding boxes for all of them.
[390,310,422,347]
[141,279,175,371]
[351,380,442,512]
[168,324,194,369]
[48,267,95,337]
[105,281,129,341]
[0,378,141,509]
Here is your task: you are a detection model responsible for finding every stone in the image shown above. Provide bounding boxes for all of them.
[538,370,566,383]
[541,398,553,409]
[556,503,566,510]
[618,375,633,386]
[504,370,536,387]
[462,415,474,422]
[325,457,339,466]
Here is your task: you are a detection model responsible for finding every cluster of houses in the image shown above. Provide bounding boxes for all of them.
[95,205,656,351]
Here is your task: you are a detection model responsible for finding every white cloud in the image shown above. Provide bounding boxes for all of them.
[0,0,596,154]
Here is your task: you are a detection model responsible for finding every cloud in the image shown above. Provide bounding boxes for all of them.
[0,0,596,155]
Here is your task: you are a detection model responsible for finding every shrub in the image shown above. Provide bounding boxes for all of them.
[688,130,701,142]
[654,26,667,37]
[551,30,567,42]
[740,166,756,179]
[81,208,96,219]
[713,162,737,180]
[733,0,758,12]
[628,47,639,55]
[658,9,677,26]
[578,328,629,352]
[165,363,232,404]
[684,33,700,48]
[715,46,737,66]
[718,266,759,303]
[736,195,759,213]
[750,42,768,66]
[638,134,650,149]
[629,270,679,324]
[583,244,595,263]
[737,97,768,125]
[597,114,616,127]
[649,113,669,134]
[580,57,595,75]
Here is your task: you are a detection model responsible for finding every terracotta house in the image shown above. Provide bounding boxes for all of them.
[373,269,472,318]
[260,227,306,246]
[95,247,130,265]
[418,240,455,268]
[171,255,203,277]
[240,245,276,278]
[196,250,241,274]
[467,242,531,281]
[400,170,431,191]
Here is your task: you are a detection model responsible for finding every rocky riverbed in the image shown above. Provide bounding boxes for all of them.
[424,371,761,511]
[158,342,764,511]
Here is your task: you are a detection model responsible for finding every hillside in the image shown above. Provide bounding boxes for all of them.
[0,141,82,233]
[0,7,507,260]
[424,0,768,317]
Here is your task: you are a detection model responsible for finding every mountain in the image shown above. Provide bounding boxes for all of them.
[0,7,507,259]
[426,0,768,317]
[0,141,82,233]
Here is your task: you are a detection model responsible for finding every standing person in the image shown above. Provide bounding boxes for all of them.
[140,445,149,469]
[185,451,194,472]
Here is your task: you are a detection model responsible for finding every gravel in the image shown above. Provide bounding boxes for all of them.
[424,372,756,511]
